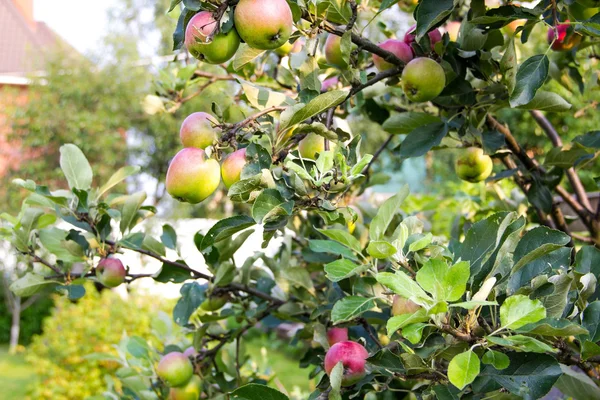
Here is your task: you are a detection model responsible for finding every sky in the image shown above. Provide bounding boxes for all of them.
[33,0,118,54]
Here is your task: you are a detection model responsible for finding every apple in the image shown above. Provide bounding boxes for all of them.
[372,39,413,71]
[234,0,293,50]
[166,148,221,204]
[200,294,229,311]
[185,11,240,64]
[274,39,302,56]
[391,295,421,316]
[325,34,346,68]
[322,76,340,92]
[298,133,336,159]
[96,258,126,288]
[404,25,442,49]
[397,0,418,13]
[502,19,526,36]
[168,375,202,400]
[327,327,349,346]
[221,148,247,189]
[455,147,493,183]
[445,21,461,42]
[179,112,218,150]
[324,341,369,386]
[157,352,194,387]
[548,22,582,51]
[401,57,446,103]
[183,347,197,358]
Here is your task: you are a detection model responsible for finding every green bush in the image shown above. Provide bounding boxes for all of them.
[25,284,173,400]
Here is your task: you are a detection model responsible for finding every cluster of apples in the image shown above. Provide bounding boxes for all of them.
[325,25,446,103]
[184,0,294,63]
[157,347,202,400]
[166,112,247,204]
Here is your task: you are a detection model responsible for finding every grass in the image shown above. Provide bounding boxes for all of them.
[244,338,315,396]
[0,345,36,400]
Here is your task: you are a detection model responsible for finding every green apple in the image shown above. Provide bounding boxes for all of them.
[185,11,240,64]
[179,112,218,149]
[96,258,126,288]
[234,0,293,50]
[324,34,346,68]
[200,294,229,311]
[455,147,493,183]
[157,352,194,387]
[221,148,247,189]
[298,133,336,160]
[401,57,446,103]
[274,39,302,56]
[166,148,221,204]
[169,375,201,400]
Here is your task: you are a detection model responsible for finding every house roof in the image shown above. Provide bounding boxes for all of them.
[0,0,66,77]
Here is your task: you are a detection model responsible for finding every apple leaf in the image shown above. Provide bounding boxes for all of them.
[230,383,289,400]
[499,294,546,330]
[331,296,375,324]
[448,350,480,390]
[416,259,470,302]
[414,0,455,41]
[59,144,93,191]
[9,273,60,297]
[279,90,349,131]
[324,259,367,282]
[233,45,266,71]
[482,350,510,370]
[369,185,410,241]
[509,55,549,108]
[399,122,449,158]
[382,112,441,135]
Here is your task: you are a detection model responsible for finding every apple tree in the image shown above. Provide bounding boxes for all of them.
[3,0,600,398]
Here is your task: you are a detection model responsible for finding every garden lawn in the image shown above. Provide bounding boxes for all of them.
[0,345,36,399]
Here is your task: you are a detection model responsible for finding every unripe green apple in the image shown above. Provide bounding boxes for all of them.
[168,374,202,400]
[96,258,126,288]
[234,0,293,50]
[298,133,336,159]
[324,34,346,68]
[221,148,247,189]
[401,57,446,103]
[391,295,421,316]
[180,112,218,149]
[185,11,240,64]
[324,341,369,386]
[200,294,229,311]
[327,327,349,346]
[455,147,493,183]
[166,148,221,204]
[274,39,302,56]
[157,352,194,387]
[373,39,413,71]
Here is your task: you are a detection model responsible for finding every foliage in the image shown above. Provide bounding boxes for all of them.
[25,283,173,400]
[3,0,600,399]
[0,285,53,345]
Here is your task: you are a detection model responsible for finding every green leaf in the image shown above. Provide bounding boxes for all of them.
[324,259,367,282]
[387,309,428,336]
[59,144,93,190]
[173,282,207,326]
[38,227,84,263]
[486,334,555,353]
[516,91,571,112]
[509,55,549,108]
[449,300,498,310]
[252,189,292,224]
[317,228,362,253]
[582,301,600,342]
[415,0,455,41]
[126,336,150,358]
[214,262,236,287]
[370,185,409,241]
[382,112,441,135]
[367,240,397,259]
[581,340,600,361]
[279,90,349,131]
[416,260,470,302]
[9,273,59,297]
[233,45,266,71]
[573,131,600,149]
[399,122,449,158]
[555,363,600,400]
[160,224,177,250]
[120,192,147,234]
[200,216,256,252]
[329,362,344,393]
[402,323,427,344]
[281,266,314,292]
[298,57,321,92]
[544,145,593,168]
[168,0,182,12]
[154,263,193,283]
[515,318,588,336]
[228,174,263,202]
[501,38,517,94]
[142,235,166,257]
[56,284,86,300]
[500,294,546,330]
[473,353,561,399]
[407,233,433,253]
[238,79,290,110]
[308,239,358,261]
[482,350,510,370]
[331,296,375,324]
[376,271,432,306]
[97,166,140,199]
[448,350,480,390]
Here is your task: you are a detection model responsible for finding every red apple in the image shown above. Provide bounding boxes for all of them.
[185,11,240,64]
[373,39,413,71]
[96,258,126,288]
[327,327,349,346]
[221,148,247,189]
[234,0,293,50]
[179,112,218,150]
[404,25,442,49]
[166,148,221,204]
[547,22,582,51]
[324,341,369,386]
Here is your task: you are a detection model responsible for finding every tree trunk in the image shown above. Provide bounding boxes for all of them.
[9,296,21,354]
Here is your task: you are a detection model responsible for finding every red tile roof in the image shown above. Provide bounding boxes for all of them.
[0,0,65,77]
